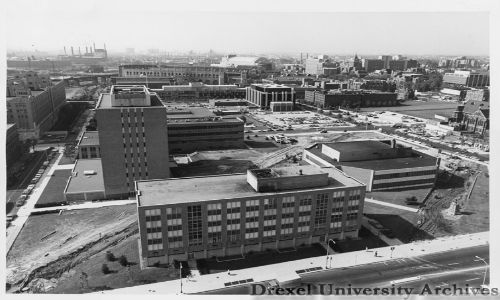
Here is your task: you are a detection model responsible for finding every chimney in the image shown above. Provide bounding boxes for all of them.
[86,46,88,54]
[64,46,67,55]
[93,42,96,52]
[71,46,74,56]
[79,47,81,56]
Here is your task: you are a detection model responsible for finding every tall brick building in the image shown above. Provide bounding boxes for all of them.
[95,85,170,198]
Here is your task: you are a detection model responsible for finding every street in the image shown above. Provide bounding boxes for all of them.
[202,245,489,295]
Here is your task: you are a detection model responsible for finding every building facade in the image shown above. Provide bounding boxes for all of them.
[246,84,295,108]
[77,131,101,159]
[167,108,244,153]
[95,85,170,198]
[304,90,398,109]
[136,165,366,265]
[362,59,385,72]
[6,124,23,169]
[443,71,490,88]
[6,80,66,140]
[152,82,246,101]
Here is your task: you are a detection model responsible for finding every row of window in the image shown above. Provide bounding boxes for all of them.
[374,169,436,180]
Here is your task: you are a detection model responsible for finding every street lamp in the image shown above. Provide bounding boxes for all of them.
[390,246,395,258]
[180,262,183,294]
[326,239,335,269]
[475,256,488,287]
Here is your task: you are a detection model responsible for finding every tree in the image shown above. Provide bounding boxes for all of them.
[101,264,111,274]
[118,255,128,266]
[239,115,247,124]
[105,251,115,262]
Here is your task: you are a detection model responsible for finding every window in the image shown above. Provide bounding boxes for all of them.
[187,205,203,246]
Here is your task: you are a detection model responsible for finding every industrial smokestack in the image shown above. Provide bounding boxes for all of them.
[71,46,74,56]
[79,47,81,56]
[93,42,96,52]
[64,46,67,55]
[86,46,88,54]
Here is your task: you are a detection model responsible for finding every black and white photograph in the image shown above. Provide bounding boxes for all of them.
[1,0,498,297]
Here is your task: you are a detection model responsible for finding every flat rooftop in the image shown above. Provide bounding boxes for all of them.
[137,167,363,207]
[250,165,323,179]
[65,159,104,194]
[323,140,393,153]
[79,131,99,146]
[306,144,437,171]
[97,93,164,108]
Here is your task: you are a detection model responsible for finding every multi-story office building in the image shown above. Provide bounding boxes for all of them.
[7,71,52,95]
[303,140,439,192]
[246,84,295,109]
[464,88,489,102]
[304,90,398,109]
[167,107,244,153]
[95,85,170,198]
[362,59,385,72]
[388,60,407,71]
[6,80,66,140]
[152,82,246,101]
[136,165,366,265]
[378,55,392,69]
[443,70,490,88]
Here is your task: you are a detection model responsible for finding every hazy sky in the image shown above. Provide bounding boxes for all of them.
[5,0,490,56]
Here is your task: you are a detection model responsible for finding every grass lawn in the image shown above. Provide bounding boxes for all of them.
[58,156,76,165]
[197,244,326,275]
[50,235,181,293]
[35,170,72,207]
[368,187,432,207]
[7,205,138,289]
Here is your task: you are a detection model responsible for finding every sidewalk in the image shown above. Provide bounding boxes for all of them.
[365,197,419,213]
[6,148,65,253]
[98,231,488,294]
[21,200,136,216]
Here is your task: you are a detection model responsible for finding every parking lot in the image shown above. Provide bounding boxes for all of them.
[249,111,355,130]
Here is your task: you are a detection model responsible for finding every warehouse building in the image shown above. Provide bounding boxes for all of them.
[136,165,366,265]
[304,90,398,109]
[303,140,439,192]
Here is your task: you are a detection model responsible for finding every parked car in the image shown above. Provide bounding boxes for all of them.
[381,229,396,239]
[368,219,384,230]
[16,199,25,207]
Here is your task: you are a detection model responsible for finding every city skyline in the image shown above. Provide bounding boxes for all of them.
[5,0,489,56]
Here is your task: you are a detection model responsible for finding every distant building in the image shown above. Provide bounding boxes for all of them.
[378,55,392,69]
[454,101,489,136]
[6,59,72,70]
[95,85,170,198]
[443,70,489,88]
[6,124,23,169]
[136,165,366,265]
[303,140,439,192]
[166,107,244,153]
[246,84,295,109]
[464,89,489,102]
[216,55,273,71]
[305,55,339,76]
[6,80,66,140]
[362,59,385,72]
[304,90,398,109]
[388,60,407,71]
[152,82,246,101]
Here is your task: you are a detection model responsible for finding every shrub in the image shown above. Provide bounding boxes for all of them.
[101,264,110,274]
[118,255,128,266]
[105,251,115,262]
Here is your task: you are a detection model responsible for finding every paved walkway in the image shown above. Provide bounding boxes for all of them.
[97,232,488,294]
[6,148,65,253]
[365,197,419,213]
[25,200,136,215]
[53,163,75,170]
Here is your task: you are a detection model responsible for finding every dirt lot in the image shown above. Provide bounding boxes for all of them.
[6,205,138,293]
[359,100,457,113]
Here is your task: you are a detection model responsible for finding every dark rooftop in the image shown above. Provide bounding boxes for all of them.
[79,131,99,146]
[323,140,393,153]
